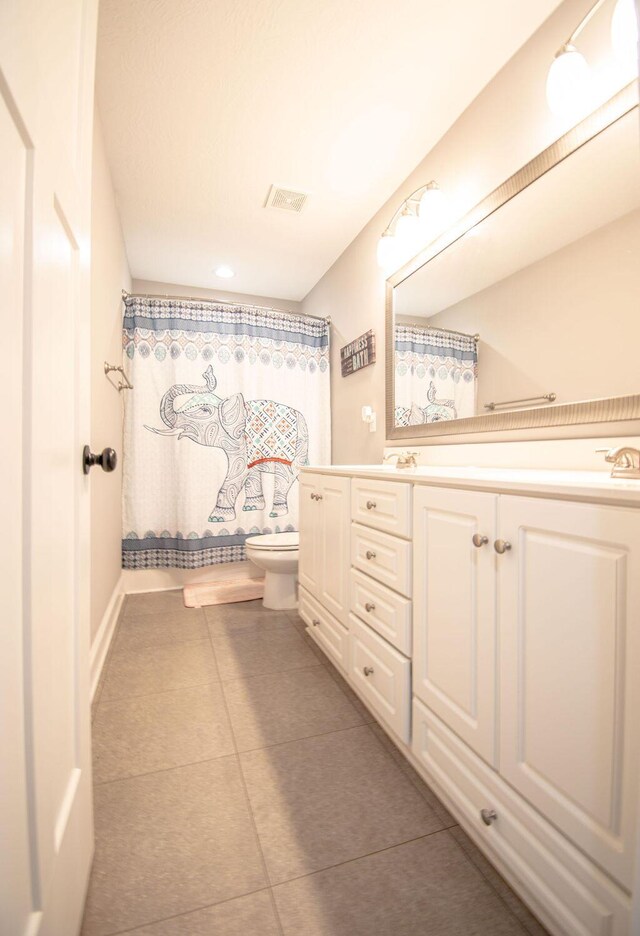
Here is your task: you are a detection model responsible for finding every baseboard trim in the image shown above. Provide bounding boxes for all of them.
[90,575,124,700]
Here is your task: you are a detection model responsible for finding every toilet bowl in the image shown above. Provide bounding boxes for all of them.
[244,532,299,610]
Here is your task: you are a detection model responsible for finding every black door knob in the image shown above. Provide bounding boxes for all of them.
[83,445,118,475]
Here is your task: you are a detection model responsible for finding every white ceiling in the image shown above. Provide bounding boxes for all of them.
[96,0,562,301]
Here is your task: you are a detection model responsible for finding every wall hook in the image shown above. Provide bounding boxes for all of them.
[104,361,133,391]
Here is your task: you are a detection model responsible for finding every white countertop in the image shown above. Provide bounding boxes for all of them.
[302,464,640,507]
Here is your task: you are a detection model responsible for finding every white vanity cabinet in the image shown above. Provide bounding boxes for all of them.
[413,486,498,765]
[298,465,640,936]
[298,471,350,625]
[497,495,640,891]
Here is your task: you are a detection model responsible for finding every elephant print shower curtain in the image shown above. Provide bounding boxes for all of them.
[394,324,477,427]
[121,295,330,569]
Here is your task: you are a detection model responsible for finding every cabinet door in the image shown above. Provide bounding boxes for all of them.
[318,474,351,625]
[499,495,640,889]
[413,486,497,764]
[298,472,321,598]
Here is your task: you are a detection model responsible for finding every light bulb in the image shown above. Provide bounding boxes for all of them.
[215,265,234,278]
[394,207,422,260]
[376,231,400,272]
[546,44,593,119]
[611,0,639,76]
[418,182,446,236]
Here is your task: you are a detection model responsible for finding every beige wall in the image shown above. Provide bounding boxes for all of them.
[301,0,640,468]
[90,110,131,642]
[122,279,301,593]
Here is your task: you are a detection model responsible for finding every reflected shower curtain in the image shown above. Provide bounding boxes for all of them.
[394,324,477,426]
[122,294,331,569]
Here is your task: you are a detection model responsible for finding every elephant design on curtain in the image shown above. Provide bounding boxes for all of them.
[146,365,309,522]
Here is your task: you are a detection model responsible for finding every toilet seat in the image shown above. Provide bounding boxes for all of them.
[245,532,299,551]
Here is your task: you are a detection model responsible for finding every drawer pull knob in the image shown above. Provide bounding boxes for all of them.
[311,619,320,627]
[472,534,489,547]
[366,500,377,510]
[316,494,323,501]
[493,539,512,554]
[480,808,498,826]
[365,550,377,560]
[363,666,374,676]
[310,493,317,500]
[365,602,376,612]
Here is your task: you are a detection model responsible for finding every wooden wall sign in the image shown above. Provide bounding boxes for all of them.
[340,329,376,377]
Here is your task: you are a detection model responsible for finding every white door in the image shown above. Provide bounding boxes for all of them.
[298,472,321,598]
[0,4,98,935]
[413,487,498,765]
[318,474,350,625]
[498,495,640,890]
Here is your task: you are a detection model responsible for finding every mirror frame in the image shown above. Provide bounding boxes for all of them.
[385,82,639,441]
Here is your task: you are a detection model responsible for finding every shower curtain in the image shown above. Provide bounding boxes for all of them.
[394,324,477,426]
[121,294,331,569]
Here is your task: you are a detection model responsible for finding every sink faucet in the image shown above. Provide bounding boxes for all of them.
[597,446,640,479]
[383,451,418,469]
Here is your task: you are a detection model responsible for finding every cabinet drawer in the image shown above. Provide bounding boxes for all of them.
[349,615,411,743]
[350,568,412,656]
[412,698,630,936]
[351,478,411,538]
[299,586,349,674]
[351,523,411,597]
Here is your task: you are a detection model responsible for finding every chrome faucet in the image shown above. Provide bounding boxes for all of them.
[597,446,640,479]
[383,451,418,469]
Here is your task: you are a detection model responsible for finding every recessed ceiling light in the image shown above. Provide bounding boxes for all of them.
[215,265,234,278]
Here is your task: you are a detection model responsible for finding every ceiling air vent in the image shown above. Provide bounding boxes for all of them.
[265,185,308,213]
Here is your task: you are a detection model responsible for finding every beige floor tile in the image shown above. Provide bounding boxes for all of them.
[101,639,218,701]
[123,890,281,936]
[113,609,209,651]
[224,665,366,752]
[81,758,267,936]
[93,683,235,783]
[124,590,191,618]
[448,827,549,935]
[212,625,321,682]
[367,721,456,827]
[240,725,445,884]
[206,599,292,636]
[273,832,527,936]
[320,658,376,723]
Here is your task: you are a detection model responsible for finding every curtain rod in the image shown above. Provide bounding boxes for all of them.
[396,318,479,343]
[122,290,331,325]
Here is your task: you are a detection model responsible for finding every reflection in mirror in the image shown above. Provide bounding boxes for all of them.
[390,96,640,434]
[394,325,478,426]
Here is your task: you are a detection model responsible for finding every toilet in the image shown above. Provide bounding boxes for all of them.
[244,532,299,610]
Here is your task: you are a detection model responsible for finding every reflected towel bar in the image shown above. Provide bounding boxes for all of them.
[484,392,556,411]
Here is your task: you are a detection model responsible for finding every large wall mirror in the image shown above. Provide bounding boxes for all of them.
[386,84,640,440]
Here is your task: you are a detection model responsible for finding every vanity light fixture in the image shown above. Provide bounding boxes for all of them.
[546,0,638,118]
[214,265,235,278]
[376,181,445,273]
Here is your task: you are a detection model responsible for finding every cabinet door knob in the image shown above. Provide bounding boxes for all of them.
[472,534,489,547]
[366,500,376,510]
[310,493,316,500]
[494,539,512,554]
[365,550,376,560]
[316,494,323,501]
[311,619,320,627]
[363,666,374,676]
[365,602,376,613]
[480,808,498,826]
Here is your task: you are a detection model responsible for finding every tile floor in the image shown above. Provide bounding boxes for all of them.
[84,592,549,936]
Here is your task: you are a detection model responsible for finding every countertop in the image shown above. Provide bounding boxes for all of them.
[301,464,640,507]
